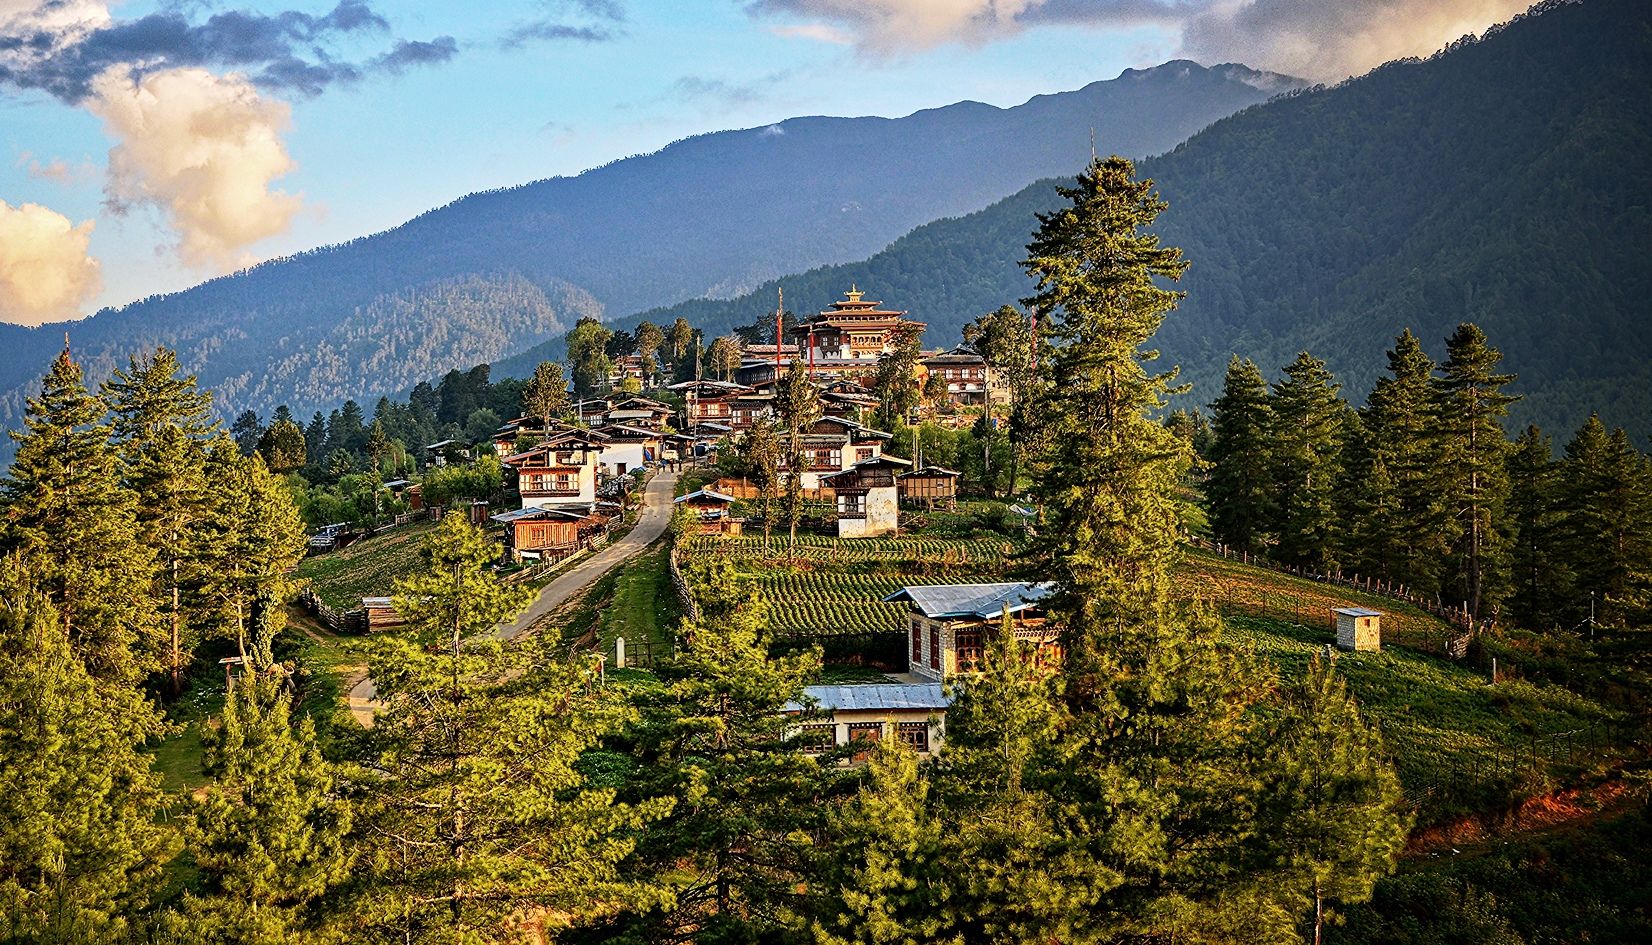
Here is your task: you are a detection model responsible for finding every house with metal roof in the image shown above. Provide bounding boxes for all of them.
[884,582,1058,683]
[821,454,909,537]
[787,682,951,758]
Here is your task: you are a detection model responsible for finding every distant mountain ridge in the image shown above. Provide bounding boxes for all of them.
[0,60,1298,445]
[628,0,1652,441]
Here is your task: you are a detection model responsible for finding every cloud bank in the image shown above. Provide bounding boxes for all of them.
[746,0,1541,80]
[0,200,101,325]
[90,66,301,272]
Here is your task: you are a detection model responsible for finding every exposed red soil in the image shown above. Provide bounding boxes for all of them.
[1406,779,1637,857]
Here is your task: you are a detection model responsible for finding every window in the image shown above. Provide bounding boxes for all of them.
[847,722,883,762]
[929,628,940,670]
[856,447,874,462]
[956,630,983,669]
[797,723,836,754]
[911,625,922,662]
[898,721,930,753]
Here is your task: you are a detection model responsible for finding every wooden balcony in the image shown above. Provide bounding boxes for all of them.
[521,487,583,498]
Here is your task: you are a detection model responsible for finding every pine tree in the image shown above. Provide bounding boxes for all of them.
[1507,425,1568,628]
[231,408,265,455]
[613,559,823,941]
[0,564,177,942]
[1,346,157,684]
[1270,352,1347,572]
[199,443,308,665]
[1019,156,1275,939]
[1206,356,1275,555]
[927,611,1079,942]
[171,670,350,943]
[635,321,666,381]
[777,358,824,553]
[1260,653,1408,945]
[106,347,219,694]
[670,317,695,363]
[339,515,665,942]
[709,335,742,381]
[257,418,308,473]
[1350,330,1448,592]
[810,738,946,945]
[1557,416,1652,627]
[1434,324,1519,623]
[962,303,1043,496]
[873,328,923,430]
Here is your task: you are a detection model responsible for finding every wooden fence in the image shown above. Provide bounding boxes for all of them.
[1184,535,1474,659]
[668,542,700,622]
[296,587,365,634]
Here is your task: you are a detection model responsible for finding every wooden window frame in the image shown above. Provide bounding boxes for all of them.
[897,721,930,753]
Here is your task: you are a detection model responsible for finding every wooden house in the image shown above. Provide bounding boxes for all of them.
[501,429,604,510]
[1334,607,1382,652]
[589,422,664,477]
[885,582,1056,683]
[821,454,909,538]
[424,439,468,467]
[787,683,950,759]
[921,346,1004,407]
[604,396,675,431]
[780,415,895,490]
[490,506,597,563]
[671,379,755,428]
[897,466,960,508]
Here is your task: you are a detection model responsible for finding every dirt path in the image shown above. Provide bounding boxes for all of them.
[345,470,679,726]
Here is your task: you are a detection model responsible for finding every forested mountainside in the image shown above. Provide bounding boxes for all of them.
[634,0,1652,441]
[0,61,1294,445]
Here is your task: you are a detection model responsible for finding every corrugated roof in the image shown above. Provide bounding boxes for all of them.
[490,507,589,524]
[883,582,1055,619]
[789,683,950,712]
[675,489,736,504]
[1334,607,1383,617]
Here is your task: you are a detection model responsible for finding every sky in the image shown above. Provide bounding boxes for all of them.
[0,0,1535,327]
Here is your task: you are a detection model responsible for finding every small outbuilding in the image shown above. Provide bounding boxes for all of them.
[674,488,742,535]
[362,597,407,631]
[787,683,951,760]
[897,466,960,509]
[1334,607,1382,652]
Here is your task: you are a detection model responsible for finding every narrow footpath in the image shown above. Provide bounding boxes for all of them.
[345,470,679,726]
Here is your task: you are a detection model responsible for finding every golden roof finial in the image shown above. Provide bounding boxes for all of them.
[846,284,863,303]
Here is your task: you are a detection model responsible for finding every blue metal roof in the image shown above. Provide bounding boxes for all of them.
[883,582,1054,619]
[788,683,950,713]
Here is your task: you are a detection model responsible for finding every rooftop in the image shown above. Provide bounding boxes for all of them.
[884,582,1055,620]
[1334,607,1384,617]
[675,489,736,505]
[789,682,950,712]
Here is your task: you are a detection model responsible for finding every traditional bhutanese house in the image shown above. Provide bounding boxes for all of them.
[673,488,741,535]
[491,417,584,456]
[794,287,926,363]
[502,429,604,510]
[821,454,909,538]
[921,346,1002,407]
[788,683,951,759]
[404,483,423,511]
[783,415,895,490]
[671,379,755,427]
[722,391,776,431]
[361,597,407,631]
[604,396,675,431]
[490,506,595,563]
[608,354,647,387]
[819,380,880,419]
[589,422,664,477]
[885,582,1057,683]
[897,466,960,509]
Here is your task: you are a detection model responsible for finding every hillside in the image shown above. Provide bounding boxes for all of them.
[635,0,1652,440]
[0,61,1295,443]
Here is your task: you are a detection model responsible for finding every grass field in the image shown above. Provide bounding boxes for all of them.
[294,518,441,609]
[599,543,679,666]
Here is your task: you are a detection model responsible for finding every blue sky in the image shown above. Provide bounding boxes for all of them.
[0,0,1529,325]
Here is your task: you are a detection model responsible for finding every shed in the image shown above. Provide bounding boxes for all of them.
[786,683,952,759]
[1333,607,1382,652]
[362,597,406,631]
[896,466,960,508]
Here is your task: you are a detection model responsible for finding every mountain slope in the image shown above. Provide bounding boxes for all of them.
[0,61,1296,438]
[635,0,1652,440]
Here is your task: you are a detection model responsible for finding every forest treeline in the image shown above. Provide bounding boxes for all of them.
[1198,325,1652,633]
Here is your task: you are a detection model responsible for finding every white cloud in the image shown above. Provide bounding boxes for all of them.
[88,65,302,271]
[0,199,102,326]
[748,0,1046,52]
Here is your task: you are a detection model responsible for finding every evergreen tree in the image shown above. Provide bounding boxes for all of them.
[568,317,616,399]
[927,611,1076,942]
[777,358,823,552]
[1271,352,1347,572]
[0,565,177,942]
[1260,653,1408,945]
[1434,324,1519,622]
[257,419,308,474]
[1344,331,1448,591]
[709,335,742,381]
[1206,356,1275,555]
[521,360,569,433]
[1020,156,1276,939]
[200,443,308,664]
[612,559,823,941]
[232,408,265,455]
[1507,425,1568,628]
[1,346,157,683]
[636,321,666,381]
[171,670,350,943]
[1557,415,1652,627]
[339,515,662,941]
[810,738,945,945]
[670,317,695,363]
[873,329,922,429]
[962,303,1042,494]
[304,412,328,467]
[106,347,219,694]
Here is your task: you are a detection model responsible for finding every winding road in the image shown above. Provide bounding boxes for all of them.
[345,470,679,726]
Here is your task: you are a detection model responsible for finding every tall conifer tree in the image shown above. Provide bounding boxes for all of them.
[1206,356,1275,555]
[1557,416,1652,626]
[1,346,156,683]
[1434,324,1518,622]
[1270,352,1347,572]
[1507,425,1568,628]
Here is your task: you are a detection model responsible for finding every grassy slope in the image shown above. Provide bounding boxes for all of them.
[294,518,441,609]
[598,543,679,666]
